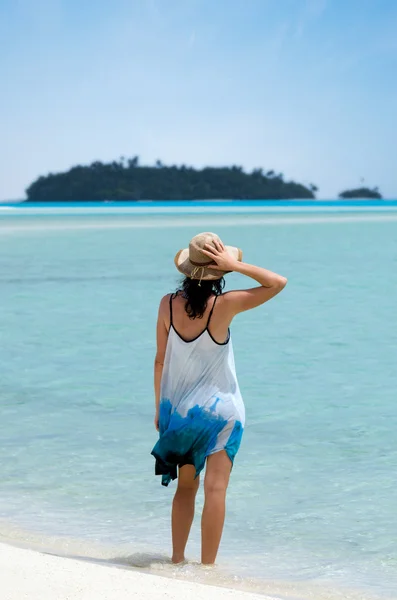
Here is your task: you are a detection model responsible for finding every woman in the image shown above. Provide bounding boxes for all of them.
[151,232,287,565]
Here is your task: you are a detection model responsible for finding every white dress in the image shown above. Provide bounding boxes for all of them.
[151,294,245,486]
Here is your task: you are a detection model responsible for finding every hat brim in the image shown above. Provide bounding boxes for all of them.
[174,246,243,281]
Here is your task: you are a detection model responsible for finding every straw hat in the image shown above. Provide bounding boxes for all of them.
[174,232,242,281]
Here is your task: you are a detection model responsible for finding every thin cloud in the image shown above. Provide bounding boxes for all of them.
[306,0,327,19]
[188,30,196,48]
[145,0,162,24]
[14,0,63,32]
[294,0,327,38]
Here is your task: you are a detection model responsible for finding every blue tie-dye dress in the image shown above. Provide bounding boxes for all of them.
[151,294,245,486]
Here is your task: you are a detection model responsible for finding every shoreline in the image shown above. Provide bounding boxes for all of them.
[0,532,391,600]
[0,541,275,600]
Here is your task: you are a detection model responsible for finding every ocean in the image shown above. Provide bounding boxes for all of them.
[1,204,397,600]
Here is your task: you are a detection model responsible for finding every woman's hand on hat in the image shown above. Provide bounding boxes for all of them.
[202,240,238,272]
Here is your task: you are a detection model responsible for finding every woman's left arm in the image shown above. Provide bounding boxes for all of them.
[154,296,169,431]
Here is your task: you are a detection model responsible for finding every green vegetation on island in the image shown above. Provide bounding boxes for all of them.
[26,157,317,201]
[339,187,382,199]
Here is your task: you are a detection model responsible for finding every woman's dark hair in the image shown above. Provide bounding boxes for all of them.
[178,277,225,319]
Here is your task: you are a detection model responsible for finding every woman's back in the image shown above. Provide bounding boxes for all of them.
[168,292,229,344]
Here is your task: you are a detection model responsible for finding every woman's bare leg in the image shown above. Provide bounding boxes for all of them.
[201,450,232,564]
[171,464,200,563]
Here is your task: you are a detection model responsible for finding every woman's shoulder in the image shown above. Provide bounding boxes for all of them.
[158,292,180,315]
[159,293,172,308]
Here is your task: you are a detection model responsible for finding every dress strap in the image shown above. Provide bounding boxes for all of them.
[206,295,218,328]
[169,293,175,326]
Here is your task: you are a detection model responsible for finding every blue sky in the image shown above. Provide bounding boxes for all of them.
[1,0,396,200]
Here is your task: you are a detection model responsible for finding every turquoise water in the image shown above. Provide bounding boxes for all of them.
[1,211,397,599]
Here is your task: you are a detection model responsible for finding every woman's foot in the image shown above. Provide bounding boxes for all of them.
[172,554,186,564]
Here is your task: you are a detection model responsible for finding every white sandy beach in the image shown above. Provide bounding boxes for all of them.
[0,542,275,600]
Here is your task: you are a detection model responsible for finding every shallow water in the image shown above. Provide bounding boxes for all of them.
[1,210,397,599]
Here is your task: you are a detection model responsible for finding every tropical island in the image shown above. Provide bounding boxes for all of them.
[339,187,382,199]
[26,158,317,201]
[25,157,383,202]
